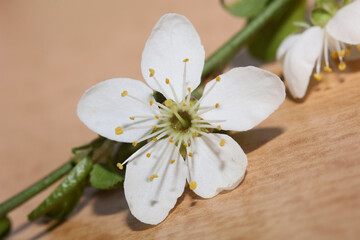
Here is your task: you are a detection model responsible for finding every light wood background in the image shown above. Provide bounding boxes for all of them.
[1,0,359,239]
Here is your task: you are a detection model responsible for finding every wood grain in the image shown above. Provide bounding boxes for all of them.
[1,1,360,239]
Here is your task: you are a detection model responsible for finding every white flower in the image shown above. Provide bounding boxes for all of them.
[77,13,285,224]
[277,0,360,99]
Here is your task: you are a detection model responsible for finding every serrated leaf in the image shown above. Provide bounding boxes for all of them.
[28,157,92,221]
[248,0,306,62]
[220,0,268,18]
[46,179,86,220]
[311,8,333,27]
[0,216,11,238]
[90,164,124,190]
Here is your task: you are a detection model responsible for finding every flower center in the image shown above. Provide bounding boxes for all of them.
[169,110,192,132]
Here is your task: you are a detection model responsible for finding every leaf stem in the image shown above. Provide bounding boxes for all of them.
[0,161,74,217]
[201,0,292,80]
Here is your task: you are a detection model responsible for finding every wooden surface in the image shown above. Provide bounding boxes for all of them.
[1,1,360,239]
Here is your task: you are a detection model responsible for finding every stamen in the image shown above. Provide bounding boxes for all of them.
[155,115,159,119]
[165,78,180,103]
[183,142,188,147]
[149,68,155,77]
[188,152,193,157]
[338,62,346,71]
[149,100,154,106]
[150,174,158,181]
[116,162,124,170]
[216,76,221,82]
[153,138,158,141]
[165,99,173,107]
[346,47,350,56]
[121,91,128,97]
[323,66,332,73]
[132,141,137,147]
[331,52,338,59]
[194,131,199,136]
[338,49,345,58]
[215,103,219,108]
[217,125,222,131]
[115,127,123,135]
[152,126,157,130]
[195,80,219,108]
[146,153,151,158]
[357,45,360,51]
[169,138,174,143]
[182,58,189,101]
[189,181,197,190]
[170,160,175,164]
[220,139,226,147]
[313,73,323,81]
[129,117,135,120]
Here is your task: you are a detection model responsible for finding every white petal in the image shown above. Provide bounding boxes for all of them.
[188,133,247,198]
[326,0,360,45]
[200,66,285,132]
[141,13,205,101]
[276,33,301,60]
[124,140,187,225]
[77,78,158,143]
[283,26,324,98]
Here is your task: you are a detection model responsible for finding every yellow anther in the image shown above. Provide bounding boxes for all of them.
[217,125,222,131]
[187,87,191,92]
[164,99,173,107]
[183,58,189,62]
[115,127,123,135]
[149,68,155,77]
[153,138,158,141]
[155,115,159,119]
[331,51,338,59]
[338,62,346,71]
[170,160,175,164]
[146,153,151,158]
[116,162,124,170]
[215,103,220,108]
[216,76,221,82]
[220,139,226,147]
[121,91,128,97]
[313,73,323,81]
[189,181,197,190]
[323,66,332,73]
[357,45,360,51]
[183,143,188,147]
[165,78,170,84]
[152,126,157,130]
[188,152,193,157]
[129,116,135,120]
[190,103,193,107]
[132,141,137,147]
[169,138,174,143]
[150,174,158,181]
[194,131,199,136]
[182,103,187,107]
[196,116,201,120]
[338,50,345,58]
[149,100,154,106]
[346,47,350,56]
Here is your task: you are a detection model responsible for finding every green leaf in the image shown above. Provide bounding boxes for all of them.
[248,0,306,62]
[90,163,124,190]
[220,0,269,18]
[0,216,11,238]
[311,8,333,27]
[28,157,92,221]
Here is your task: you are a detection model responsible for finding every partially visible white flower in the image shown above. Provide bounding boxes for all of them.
[77,14,285,224]
[277,0,360,99]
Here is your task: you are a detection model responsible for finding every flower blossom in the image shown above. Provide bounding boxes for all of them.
[77,13,285,224]
[277,0,360,99]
